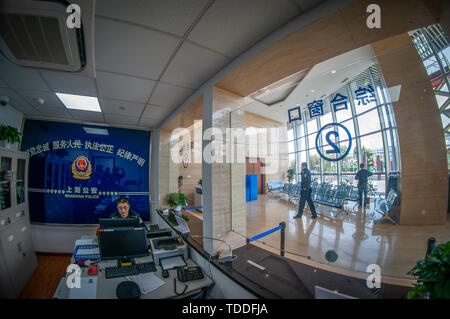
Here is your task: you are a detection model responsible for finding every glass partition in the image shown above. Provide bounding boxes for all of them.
[224,28,450,285]
[16,158,26,205]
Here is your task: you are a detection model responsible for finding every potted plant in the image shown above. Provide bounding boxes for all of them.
[287,168,295,184]
[167,192,188,215]
[0,125,22,148]
[407,240,450,299]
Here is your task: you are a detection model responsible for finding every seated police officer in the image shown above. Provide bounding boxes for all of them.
[110,197,145,227]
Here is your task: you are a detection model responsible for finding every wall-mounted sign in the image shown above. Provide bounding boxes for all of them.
[315,123,352,162]
[288,106,302,123]
[21,119,150,224]
[331,93,349,112]
[307,100,324,118]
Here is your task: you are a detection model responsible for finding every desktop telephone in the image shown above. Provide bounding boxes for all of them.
[176,266,204,282]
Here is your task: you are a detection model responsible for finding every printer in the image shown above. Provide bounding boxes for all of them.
[146,224,173,239]
[150,235,188,265]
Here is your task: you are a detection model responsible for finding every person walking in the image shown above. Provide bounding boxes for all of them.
[294,162,318,219]
[355,163,373,208]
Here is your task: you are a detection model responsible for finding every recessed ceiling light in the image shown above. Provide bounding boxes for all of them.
[311,90,315,93]
[55,93,102,112]
[331,70,336,74]
[83,127,109,135]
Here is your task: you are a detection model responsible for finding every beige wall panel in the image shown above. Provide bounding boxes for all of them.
[372,33,447,225]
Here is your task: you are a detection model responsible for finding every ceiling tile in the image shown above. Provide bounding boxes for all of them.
[95,0,208,37]
[0,78,8,87]
[141,104,172,119]
[40,70,98,96]
[99,98,146,116]
[161,42,230,89]
[0,59,50,91]
[139,117,160,128]
[11,104,41,116]
[148,82,193,108]
[188,0,300,58]
[67,110,105,122]
[34,106,73,118]
[95,17,180,79]
[293,0,325,12]
[0,87,39,115]
[19,90,66,109]
[104,113,140,126]
[96,71,155,103]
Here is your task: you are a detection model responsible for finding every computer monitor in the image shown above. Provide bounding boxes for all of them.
[98,217,139,229]
[98,227,149,260]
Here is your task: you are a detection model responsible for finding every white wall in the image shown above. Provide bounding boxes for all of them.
[31,224,98,253]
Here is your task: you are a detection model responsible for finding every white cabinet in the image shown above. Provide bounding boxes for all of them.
[0,148,37,298]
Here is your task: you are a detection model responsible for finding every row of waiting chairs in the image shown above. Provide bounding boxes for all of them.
[280,182,398,223]
[280,182,355,210]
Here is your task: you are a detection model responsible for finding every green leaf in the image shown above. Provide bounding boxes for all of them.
[407,290,416,299]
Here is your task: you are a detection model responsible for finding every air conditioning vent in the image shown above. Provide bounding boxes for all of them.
[0,0,85,72]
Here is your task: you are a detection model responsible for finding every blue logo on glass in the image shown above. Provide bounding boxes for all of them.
[315,123,352,162]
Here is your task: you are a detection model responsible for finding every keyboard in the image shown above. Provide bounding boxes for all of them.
[105,262,156,279]
[177,266,204,282]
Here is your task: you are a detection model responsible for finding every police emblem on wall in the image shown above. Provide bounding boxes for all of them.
[72,155,92,180]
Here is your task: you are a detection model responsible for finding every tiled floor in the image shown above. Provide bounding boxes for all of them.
[244,194,450,280]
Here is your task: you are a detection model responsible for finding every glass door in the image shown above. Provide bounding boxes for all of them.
[0,155,13,211]
[16,158,26,205]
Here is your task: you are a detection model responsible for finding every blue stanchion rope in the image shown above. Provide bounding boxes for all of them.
[247,225,282,242]
[184,206,203,210]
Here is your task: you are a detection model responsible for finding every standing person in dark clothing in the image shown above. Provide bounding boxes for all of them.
[355,163,373,208]
[294,162,318,219]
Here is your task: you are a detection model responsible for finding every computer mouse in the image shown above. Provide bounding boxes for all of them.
[162,269,169,278]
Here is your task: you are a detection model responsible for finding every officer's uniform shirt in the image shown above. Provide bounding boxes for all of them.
[301,168,312,191]
[355,169,373,187]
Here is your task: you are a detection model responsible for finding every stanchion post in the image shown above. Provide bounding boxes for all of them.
[280,222,286,257]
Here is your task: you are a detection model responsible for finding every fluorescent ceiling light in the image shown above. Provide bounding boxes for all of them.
[56,93,102,112]
[83,127,109,135]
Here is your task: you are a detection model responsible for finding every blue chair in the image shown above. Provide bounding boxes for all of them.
[288,184,299,202]
[344,187,360,212]
[374,189,398,224]
[267,181,284,194]
[282,183,294,196]
[290,184,302,203]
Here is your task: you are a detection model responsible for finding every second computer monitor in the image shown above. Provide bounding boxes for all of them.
[98,227,149,260]
[98,217,139,229]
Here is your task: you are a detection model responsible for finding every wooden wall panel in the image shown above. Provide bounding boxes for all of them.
[216,0,438,97]
[372,33,448,225]
[244,111,283,128]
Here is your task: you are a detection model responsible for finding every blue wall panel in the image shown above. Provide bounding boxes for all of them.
[21,119,150,224]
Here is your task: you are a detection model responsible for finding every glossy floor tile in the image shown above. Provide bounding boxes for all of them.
[244,194,450,280]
